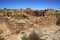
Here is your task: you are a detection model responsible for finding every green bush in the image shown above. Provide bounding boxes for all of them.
[56,11,60,26]
[0,37,4,40]
[56,19,60,26]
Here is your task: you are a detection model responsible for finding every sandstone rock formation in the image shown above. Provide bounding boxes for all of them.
[0,9,60,40]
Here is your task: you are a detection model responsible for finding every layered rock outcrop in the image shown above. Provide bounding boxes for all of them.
[0,9,60,40]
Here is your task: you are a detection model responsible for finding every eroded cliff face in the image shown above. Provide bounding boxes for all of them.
[0,9,60,40]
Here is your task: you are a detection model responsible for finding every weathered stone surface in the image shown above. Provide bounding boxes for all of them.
[0,9,60,40]
[4,25,60,40]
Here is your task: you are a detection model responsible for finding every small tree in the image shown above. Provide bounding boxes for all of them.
[4,8,6,10]
[20,8,23,10]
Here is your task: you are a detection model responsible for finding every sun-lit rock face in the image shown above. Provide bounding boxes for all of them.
[29,9,57,27]
[3,9,57,33]
[0,9,60,40]
[43,9,56,25]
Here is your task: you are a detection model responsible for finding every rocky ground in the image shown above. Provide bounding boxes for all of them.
[0,8,60,40]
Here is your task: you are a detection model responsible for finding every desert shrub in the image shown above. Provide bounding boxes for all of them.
[22,33,29,40]
[17,17,25,20]
[56,19,60,26]
[15,30,20,34]
[56,11,60,26]
[0,37,4,40]
[0,30,3,34]
[13,14,25,21]
[22,36,28,40]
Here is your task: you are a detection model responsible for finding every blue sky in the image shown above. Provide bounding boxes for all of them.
[0,0,60,10]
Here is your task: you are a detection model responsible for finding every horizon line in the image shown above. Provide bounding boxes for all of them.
[0,8,60,10]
